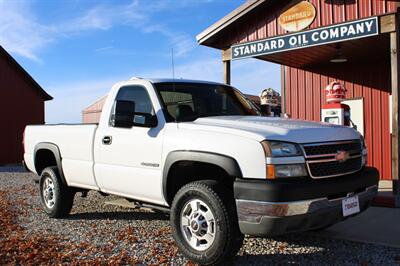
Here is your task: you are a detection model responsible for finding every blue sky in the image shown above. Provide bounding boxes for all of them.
[0,0,280,123]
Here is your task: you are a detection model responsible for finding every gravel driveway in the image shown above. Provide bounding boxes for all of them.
[1,167,399,265]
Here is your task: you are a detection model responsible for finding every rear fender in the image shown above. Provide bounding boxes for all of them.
[34,142,67,186]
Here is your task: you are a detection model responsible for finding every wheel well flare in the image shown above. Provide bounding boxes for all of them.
[165,161,235,205]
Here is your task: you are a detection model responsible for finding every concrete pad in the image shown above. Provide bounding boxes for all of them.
[308,207,400,248]
[379,180,393,192]
[374,181,397,208]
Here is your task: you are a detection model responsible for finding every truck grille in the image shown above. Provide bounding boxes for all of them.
[302,140,363,179]
[303,141,361,157]
[308,157,362,178]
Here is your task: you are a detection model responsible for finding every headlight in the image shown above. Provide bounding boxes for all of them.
[261,141,302,157]
[262,141,306,179]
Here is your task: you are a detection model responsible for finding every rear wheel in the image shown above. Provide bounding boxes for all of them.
[39,166,75,218]
[170,180,244,265]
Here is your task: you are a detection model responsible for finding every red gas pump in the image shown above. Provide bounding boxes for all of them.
[321,81,351,126]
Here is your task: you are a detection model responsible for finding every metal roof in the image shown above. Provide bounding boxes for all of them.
[0,45,52,101]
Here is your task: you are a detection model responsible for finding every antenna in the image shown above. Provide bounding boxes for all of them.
[172,48,176,93]
[171,48,175,80]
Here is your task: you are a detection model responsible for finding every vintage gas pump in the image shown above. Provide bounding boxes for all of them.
[321,81,351,126]
[259,88,281,117]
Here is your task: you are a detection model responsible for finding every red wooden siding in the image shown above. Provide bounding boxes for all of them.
[284,60,392,180]
[0,54,45,165]
[223,0,397,48]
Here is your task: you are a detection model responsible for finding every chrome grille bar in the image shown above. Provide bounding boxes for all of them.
[301,140,363,179]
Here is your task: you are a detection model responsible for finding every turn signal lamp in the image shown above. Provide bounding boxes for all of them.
[261,141,307,179]
[266,165,276,180]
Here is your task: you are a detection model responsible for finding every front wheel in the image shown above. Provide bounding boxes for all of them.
[39,166,75,218]
[170,180,244,265]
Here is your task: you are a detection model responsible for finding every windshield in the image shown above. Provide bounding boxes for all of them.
[154,82,259,122]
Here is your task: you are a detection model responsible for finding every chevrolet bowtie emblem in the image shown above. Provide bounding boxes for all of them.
[335,150,350,163]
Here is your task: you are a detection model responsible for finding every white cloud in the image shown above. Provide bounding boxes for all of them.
[94,46,113,53]
[0,0,196,62]
[69,1,196,57]
[60,1,146,32]
[0,1,55,62]
[141,24,195,57]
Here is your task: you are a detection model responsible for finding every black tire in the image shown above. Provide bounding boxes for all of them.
[39,166,75,218]
[170,180,244,265]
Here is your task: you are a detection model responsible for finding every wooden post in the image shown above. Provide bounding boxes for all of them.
[380,14,396,34]
[223,61,231,85]
[390,23,400,205]
[222,48,231,85]
[281,65,286,115]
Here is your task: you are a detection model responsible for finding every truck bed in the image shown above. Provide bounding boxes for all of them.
[24,124,99,189]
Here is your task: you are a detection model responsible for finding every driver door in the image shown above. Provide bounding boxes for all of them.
[95,85,165,204]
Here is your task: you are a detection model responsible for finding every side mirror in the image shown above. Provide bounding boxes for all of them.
[113,100,135,128]
[112,100,158,128]
[133,113,158,128]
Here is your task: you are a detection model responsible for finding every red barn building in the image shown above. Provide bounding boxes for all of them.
[0,46,52,165]
[82,95,107,124]
[198,0,400,205]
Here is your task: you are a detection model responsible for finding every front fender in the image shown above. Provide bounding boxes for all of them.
[162,150,242,202]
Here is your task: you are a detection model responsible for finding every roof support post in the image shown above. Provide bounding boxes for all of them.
[380,14,396,33]
[222,48,232,85]
[390,15,400,206]
[281,65,286,114]
[223,60,231,85]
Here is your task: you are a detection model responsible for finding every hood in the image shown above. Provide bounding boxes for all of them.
[178,116,361,143]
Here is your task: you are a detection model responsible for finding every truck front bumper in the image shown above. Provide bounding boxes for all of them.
[234,167,379,236]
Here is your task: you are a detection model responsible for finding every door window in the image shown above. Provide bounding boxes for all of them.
[110,86,154,126]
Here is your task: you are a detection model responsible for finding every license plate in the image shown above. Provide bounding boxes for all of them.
[342,195,360,217]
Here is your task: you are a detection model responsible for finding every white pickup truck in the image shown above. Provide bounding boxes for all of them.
[24,78,378,265]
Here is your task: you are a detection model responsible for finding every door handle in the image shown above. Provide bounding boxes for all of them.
[102,136,112,145]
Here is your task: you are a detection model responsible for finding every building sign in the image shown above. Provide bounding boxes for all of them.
[278,1,316,32]
[231,17,378,60]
